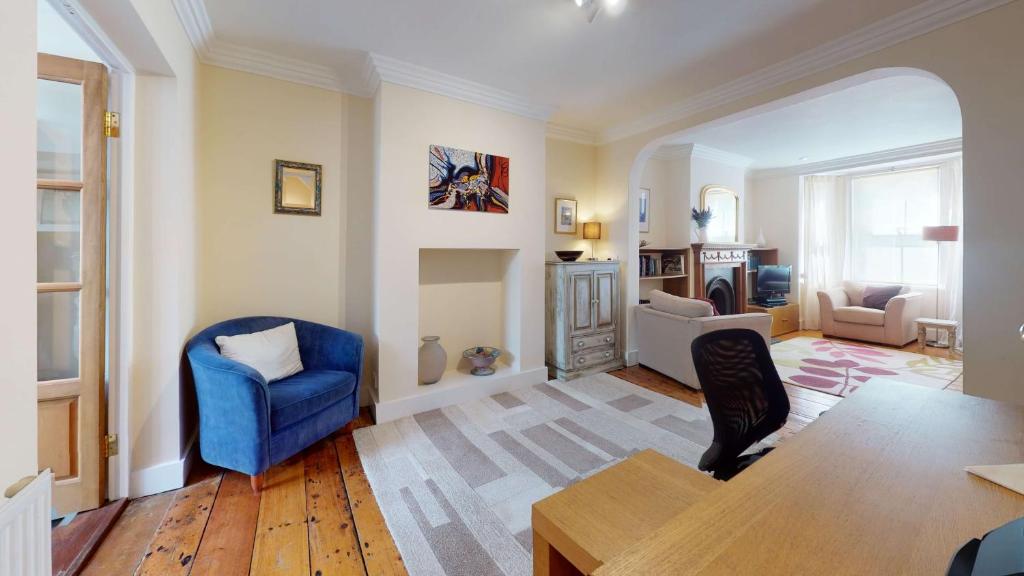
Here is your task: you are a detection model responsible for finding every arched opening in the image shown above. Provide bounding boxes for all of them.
[624,67,964,397]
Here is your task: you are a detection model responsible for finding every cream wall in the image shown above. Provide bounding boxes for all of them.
[597,2,1024,403]
[638,157,670,248]
[690,155,747,243]
[374,82,546,409]
[0,0,38,499]
[746,173,801,303]
[545,138,596,258]
[197,64,348,328]
[125,0,201,495]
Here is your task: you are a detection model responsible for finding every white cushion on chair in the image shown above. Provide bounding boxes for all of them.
[833,306,886,326]
[649,290,714,318]
[215,322,304,382]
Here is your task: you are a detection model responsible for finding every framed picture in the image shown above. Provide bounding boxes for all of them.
[554,198,578,235]
[429,144,509,213]
[639,187,651,233]
[274,159,322,216]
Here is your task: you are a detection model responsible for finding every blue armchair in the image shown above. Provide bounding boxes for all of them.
[185,316,362,490]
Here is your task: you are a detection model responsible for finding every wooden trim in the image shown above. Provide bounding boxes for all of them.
[37,179,84,191]
[38,53,91,84]
[37,282,83,293]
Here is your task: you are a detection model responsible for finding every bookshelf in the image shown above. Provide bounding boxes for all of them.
[639,247,690,300]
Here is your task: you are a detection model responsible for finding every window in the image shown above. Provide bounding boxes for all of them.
[850,167,941,285]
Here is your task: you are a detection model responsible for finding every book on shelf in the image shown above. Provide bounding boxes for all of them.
[639,254,661,277]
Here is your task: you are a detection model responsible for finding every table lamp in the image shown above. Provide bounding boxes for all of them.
[922,225,960,347]
[583,222,602,260]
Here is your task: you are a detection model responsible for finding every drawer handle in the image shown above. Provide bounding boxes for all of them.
[604,351,612,358]
[604,336,612,343]
[577,341,585,348]
[577,357,586,365]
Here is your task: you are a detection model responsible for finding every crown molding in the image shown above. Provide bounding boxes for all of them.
[651,143,753,167]
[600,0,1012,144]
[546,123,598,145]
[369,54,554,121]
[750,137,963,179]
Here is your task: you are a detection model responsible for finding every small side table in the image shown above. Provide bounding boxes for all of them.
[915,317,959,351]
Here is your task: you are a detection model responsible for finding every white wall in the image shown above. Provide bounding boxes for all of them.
[545,138,595,258]
[0,0,38,499]
[746,173,801,304]
[374,82,546,407]
[197,64,349,328]
[637,157,670,248]
[689,154,748,243]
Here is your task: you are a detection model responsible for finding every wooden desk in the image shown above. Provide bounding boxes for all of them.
[596,380,1024,576]
[532,449,718,575]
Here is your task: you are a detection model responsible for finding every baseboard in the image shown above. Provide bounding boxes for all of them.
[373,366,548,423]
[625,349,639,366]
[129,433,198,498]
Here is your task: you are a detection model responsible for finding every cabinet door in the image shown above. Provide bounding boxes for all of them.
[594,269,617,331]
[569,270,595,336]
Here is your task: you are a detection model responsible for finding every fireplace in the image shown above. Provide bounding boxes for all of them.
[706,274,736,315]
[691,242,757,315]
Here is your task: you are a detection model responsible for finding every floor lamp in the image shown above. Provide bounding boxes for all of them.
[922,225,960,347]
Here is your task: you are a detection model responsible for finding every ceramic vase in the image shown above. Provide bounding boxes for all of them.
[698,227,709,243]
[418,336,447,385]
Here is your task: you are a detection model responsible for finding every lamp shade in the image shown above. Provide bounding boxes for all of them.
[583,221,602,240]
[922,225,959,242]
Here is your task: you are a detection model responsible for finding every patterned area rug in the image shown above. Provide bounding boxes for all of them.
[771,337,963,398]
[354,373,761,576]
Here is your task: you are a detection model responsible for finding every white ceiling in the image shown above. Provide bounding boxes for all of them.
[665,75,962,169]
[199,0,933,133]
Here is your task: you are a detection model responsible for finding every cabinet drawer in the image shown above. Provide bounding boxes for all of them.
[571,331,616,353]
[570,347,617,369]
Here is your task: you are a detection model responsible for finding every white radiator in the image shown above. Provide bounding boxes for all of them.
[0,471,52,576]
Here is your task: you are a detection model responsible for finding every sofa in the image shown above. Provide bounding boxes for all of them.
[185,316,362,489]
[817,282,922,346]
[635,291,772,390]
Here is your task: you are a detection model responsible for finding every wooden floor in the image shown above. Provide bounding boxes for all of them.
[80,330,961,575]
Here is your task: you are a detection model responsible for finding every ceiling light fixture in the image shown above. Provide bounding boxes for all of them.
[573,0,624,23]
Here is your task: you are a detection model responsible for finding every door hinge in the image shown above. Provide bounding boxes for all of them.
[104,111,120,138]
[103,434,119,458]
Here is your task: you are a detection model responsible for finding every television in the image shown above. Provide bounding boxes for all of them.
[756,265,791,304]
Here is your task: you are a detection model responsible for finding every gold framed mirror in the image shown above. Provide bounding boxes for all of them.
[700,185,739,243]
[274,159,322,216]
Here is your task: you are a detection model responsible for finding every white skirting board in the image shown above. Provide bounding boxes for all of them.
[0,470,52,576]
[372,366,548,423]
[624,349,639,366]
[129,433,198,498]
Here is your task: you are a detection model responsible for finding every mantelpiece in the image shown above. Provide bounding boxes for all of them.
[691,243,757,314]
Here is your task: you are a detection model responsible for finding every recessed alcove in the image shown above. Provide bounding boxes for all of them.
[418,248,520,379]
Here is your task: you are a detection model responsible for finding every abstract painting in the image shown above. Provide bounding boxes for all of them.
[429,145,509,213]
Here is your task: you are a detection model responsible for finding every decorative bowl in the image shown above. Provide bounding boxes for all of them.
[555,250,584,262]
[462,347,502,376]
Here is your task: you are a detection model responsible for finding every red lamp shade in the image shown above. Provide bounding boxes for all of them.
[922,225,959,242]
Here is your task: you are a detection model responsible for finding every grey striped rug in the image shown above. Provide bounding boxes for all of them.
[354,373,779,576]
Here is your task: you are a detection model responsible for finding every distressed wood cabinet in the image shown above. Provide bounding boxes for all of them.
[546,261,622,380]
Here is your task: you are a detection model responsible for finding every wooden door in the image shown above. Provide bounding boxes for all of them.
[569,270,595,336]
[36,53,108,516]
[594,270,616,332]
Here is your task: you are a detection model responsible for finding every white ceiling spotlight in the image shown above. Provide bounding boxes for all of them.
[574,0,625,23]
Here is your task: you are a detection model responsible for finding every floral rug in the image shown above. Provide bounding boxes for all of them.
[770,337,963,398]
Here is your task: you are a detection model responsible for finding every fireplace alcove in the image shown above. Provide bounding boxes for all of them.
[691,242,757,314]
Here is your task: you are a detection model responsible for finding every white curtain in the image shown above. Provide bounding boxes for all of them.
[800,175,849,330]
[937,158,964,349]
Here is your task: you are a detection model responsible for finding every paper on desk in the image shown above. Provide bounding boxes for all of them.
[965,464,1024,496]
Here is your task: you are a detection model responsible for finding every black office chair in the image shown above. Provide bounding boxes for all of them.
[691,328,790,480]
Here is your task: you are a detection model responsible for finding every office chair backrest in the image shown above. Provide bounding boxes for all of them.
[691,329,790,476]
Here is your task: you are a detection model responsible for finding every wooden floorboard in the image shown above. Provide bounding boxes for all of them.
[335,434,409,576]
[82,492,175,576]
[250,456,310,575]
[189,471,261,576]
[304,440,366,575]
[135,471,221,576]
[52,498,128,576]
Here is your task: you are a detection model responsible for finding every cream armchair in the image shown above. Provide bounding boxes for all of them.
[817,282,922,347]
[635,304,772,390]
